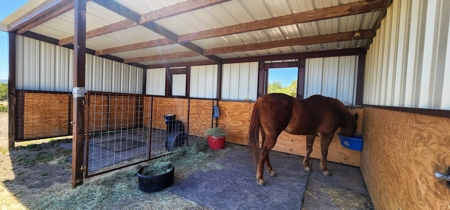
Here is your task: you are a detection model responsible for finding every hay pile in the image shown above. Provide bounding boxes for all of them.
[30,138,232,209]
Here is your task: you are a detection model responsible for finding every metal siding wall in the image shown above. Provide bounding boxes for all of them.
[305,56,358,105]
[364,0,450,110]
[40,42,55,91]
[102,60,113,92]
[92,56,103,91]
[172,74,186,96]
[146,68,165,95]
[190,65,217,98]
[15,35,141,94]
[221,62,258,100]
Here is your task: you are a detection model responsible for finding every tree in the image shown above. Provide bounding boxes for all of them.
[267,80,297,97]
[0,83,7,101]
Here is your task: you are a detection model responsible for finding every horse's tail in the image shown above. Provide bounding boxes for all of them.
[248,98,262,168]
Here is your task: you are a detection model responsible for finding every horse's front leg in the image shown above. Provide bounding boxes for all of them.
[257,135,277,186]
[303,135,315,171]
[319,133,334,176]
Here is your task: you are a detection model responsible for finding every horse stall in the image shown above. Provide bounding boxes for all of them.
[3,0,449,209]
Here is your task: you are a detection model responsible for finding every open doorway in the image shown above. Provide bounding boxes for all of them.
[267,67,298,97]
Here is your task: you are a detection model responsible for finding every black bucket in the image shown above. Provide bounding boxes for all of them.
[166,131,188,151]
[167,120,185,133]
[137,164,175,193]
[164,114,175,124]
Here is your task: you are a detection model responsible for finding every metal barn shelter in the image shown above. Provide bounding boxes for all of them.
[1,0,449,209]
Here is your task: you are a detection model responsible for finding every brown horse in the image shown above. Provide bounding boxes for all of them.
[248,93,358,185]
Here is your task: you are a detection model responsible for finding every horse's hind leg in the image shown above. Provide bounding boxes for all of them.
[319,133,334,176]
[303,135,315,172]
[257,134,277,186]
[260,131,276,177]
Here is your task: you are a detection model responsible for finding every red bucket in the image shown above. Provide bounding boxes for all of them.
[207,136,226,150]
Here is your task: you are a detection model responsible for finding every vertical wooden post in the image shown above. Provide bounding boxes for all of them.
[186,66,191,97]
[257,61,265,98]
[8,32,16,149]
[297,59,306,99]
[216,64,222,99]
[165,67,172,96]
[141,68,147,94]
[72,0,86,188]
[355,54,366,105]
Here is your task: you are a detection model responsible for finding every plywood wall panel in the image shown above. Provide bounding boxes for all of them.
[189,99,213,137]
[361,107,450,209]
[23,93,70,139]
[151,97,189,131]
[109,95,138,130]
[217,101,254,145]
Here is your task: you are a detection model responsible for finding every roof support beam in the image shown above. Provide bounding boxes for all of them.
[93,0,223,64]
[126,30,372,63]
[59,0,230,46]
[178,0,390,42]
[15,0,74,34]
[147,60,217,69]
[124,51,200,63]
[204,30,374,55]
[95,38,175,55]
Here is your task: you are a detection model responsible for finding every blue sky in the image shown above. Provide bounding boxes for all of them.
[0,0,28,80]
[268,67,298,86]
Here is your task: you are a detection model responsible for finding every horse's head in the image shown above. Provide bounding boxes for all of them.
[340,113,359,137]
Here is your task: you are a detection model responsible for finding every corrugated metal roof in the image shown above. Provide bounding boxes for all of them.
[2,0,387,67]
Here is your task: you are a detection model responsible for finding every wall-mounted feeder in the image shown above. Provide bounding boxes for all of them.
[337,134,363,151]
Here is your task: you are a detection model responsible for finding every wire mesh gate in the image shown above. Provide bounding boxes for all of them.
[84,91,190,177]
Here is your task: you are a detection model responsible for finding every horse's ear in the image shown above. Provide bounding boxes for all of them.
[354,113,359,121]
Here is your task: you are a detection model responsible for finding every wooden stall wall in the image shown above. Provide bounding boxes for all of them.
[20,92,71,140]
[189,99,213,137]
[361,107,450,209]
[109,95,139,130]
[151,97,189,130]
[217,100,363,166]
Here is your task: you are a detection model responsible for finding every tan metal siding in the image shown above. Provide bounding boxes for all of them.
[172,74,186,96]
[146,68,165,95]
[16,35,143,94]
[190,65,218,99]
[305,55,358,105]
[221,62,258,101]
[364,0,450,110]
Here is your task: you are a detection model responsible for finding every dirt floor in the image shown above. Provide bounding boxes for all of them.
[0,111,374,209]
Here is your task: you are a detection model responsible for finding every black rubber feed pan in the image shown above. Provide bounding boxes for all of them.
[166,131,188,151]
[137,164,175,193]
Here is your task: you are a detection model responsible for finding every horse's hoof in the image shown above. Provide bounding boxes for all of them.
[322,170,330,176]
[267,170,277,177]
[257,178,265,186]
[304,166,311,172]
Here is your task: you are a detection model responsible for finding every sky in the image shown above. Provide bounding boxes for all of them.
[0,0,29,80]
[268,67,298,86]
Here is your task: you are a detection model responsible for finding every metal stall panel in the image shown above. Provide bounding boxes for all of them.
[190,65,218,99]
[305,55,358,105]
[221,62,258,101]
[172,74,186,96]
[364,0,450,110]
[146,68,166,95]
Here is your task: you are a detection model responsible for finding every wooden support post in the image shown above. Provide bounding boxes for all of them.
[142,68,147,94]
[186,66,191,97]
[297,59,306,99]
[165,67,172,96]
[216,64,222,99]
[257,61,265,98]
[355,54,366,105]
[72,0,86,188]
[8,32,16,149]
